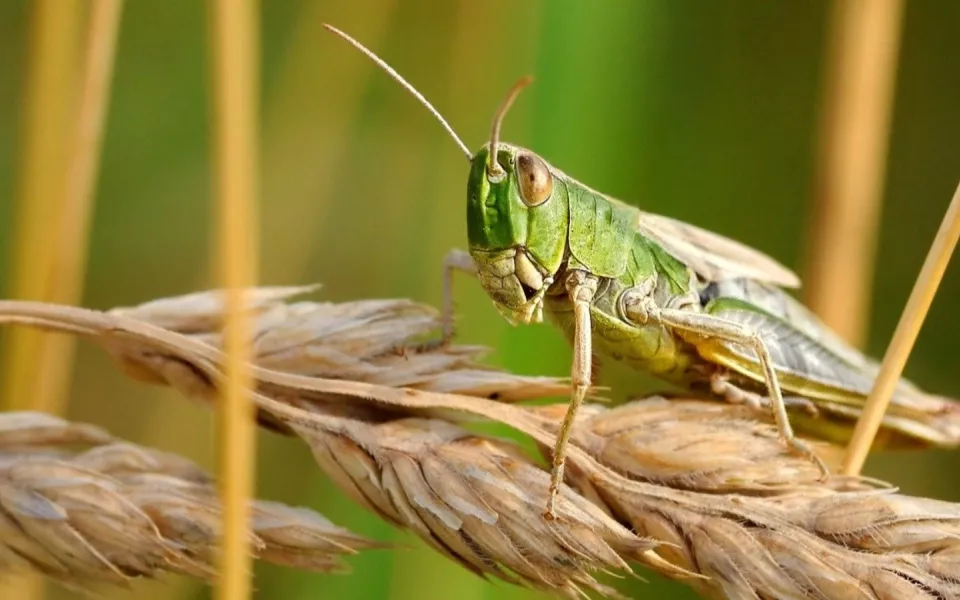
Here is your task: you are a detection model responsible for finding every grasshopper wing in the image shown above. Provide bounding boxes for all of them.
[636,211,801,288]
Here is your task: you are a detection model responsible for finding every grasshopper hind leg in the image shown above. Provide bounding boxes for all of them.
[621,293,830,480]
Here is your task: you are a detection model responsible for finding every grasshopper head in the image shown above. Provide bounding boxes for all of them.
[320,28,569,324]
[466,143,568,325]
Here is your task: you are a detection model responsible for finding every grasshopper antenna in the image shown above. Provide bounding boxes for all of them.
[486,75,533,180]
[323,24,472,160]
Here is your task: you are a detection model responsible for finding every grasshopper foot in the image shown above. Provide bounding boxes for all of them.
[543,476,561,521]
[438,321,457,347]
[711,374,829,478]
[543,439,566,521]
[784,435,831,481]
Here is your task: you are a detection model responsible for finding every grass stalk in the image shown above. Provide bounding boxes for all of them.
[0,2,82,598]
[208,0,260,598]
[802,0,905,347]
[0,2,80,410]
[34,0,125,422]
[842,180,960,475]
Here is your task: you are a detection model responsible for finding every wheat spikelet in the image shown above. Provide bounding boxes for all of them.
[1,287,959,599]
[108,285,569,401]
[256,397,960,600]
[100,286,571,436]
[0,411,384,593]
[298,414,668,598]
[529,399,850,495]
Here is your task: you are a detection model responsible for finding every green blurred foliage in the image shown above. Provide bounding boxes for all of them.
[1,1,959,599]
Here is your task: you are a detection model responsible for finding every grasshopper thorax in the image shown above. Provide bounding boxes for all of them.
[466,143,569,323]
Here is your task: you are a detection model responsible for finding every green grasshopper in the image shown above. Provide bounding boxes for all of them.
[324,25,960,519]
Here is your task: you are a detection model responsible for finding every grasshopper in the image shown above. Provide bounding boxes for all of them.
[324,25,960,519]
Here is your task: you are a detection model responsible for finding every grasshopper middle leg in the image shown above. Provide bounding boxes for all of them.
[710,374,820,417]
[621,294,830,479]
[544,270,598,520]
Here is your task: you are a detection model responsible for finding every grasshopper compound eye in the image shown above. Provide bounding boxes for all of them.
[517,153,553,206]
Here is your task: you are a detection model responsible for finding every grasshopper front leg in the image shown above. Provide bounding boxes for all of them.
[621,292,830,479]
[440,248,478,343]
[544,270,598,520]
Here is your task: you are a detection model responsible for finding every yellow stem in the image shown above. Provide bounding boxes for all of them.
[34,0,125,416]
[0,2,82,598]
[0,0,80,411]
[208,0,260,598]
[803,0,905,348]
[842,180,960,475]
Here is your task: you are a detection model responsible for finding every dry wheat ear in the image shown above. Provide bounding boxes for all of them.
[0,286,958,599]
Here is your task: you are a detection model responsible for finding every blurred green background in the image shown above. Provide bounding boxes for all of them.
[1,1,959,599]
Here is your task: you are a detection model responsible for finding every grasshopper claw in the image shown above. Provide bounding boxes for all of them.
[786,436,831,481]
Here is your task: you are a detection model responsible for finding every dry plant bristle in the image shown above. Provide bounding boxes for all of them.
[0,411,383,593]
[843,179,960,475]
[2,289,960,599]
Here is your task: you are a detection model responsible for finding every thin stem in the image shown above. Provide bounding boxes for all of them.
[0,1,82,596]
[842,180,960,475]
[35,0,125,416]
[208,0,260,598]
[803,0,905,347]
[0,0,79,411]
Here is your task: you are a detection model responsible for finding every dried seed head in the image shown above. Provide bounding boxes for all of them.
[536,398,851,495]
[0,411,112,450]
[110,286,571,406]
[0,412,383,591]
[287,414,677,598]
[3,289,960,599]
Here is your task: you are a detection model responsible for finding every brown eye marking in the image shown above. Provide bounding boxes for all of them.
[516,152,553,206]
